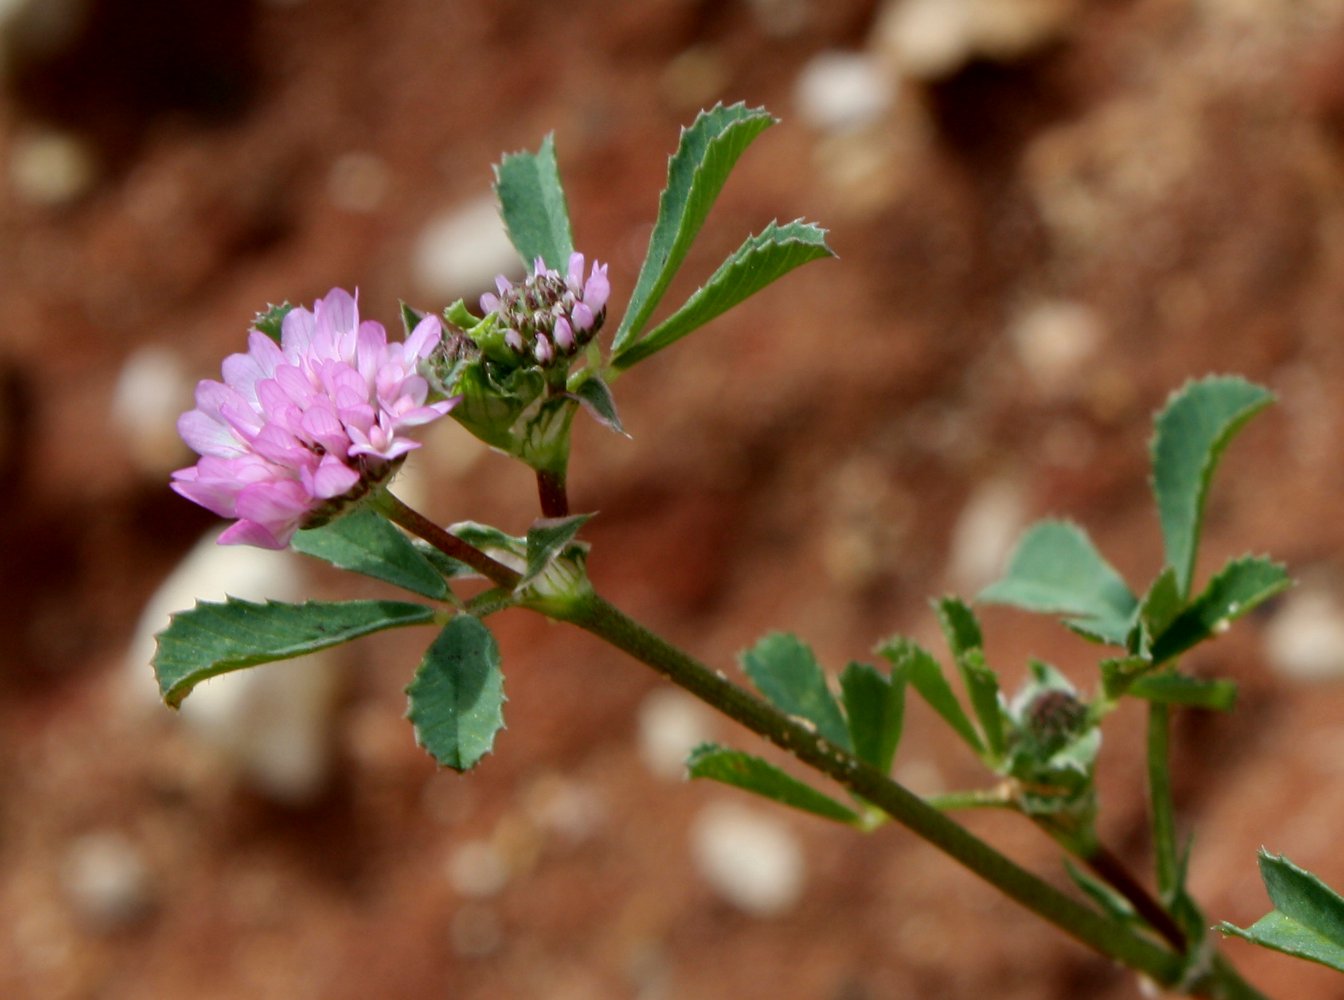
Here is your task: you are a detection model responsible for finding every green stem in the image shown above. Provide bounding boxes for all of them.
[562,593,1184,986]
[1149,703,1179,898]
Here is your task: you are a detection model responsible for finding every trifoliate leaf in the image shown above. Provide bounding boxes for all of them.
[612,103,776,353]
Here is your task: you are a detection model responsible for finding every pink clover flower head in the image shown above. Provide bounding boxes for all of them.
[171,288,457,549]
[477,250,610,368]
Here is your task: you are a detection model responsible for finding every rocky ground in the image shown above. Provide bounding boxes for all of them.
[4,0,1344,997]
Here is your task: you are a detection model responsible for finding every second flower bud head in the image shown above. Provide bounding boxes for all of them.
[480,252,610,369]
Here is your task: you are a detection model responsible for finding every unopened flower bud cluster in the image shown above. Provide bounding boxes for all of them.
[481,252,609,367]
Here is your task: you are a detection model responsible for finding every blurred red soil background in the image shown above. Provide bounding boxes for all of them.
[5,1,1344,997]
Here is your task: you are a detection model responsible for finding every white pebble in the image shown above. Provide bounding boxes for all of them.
[110,345,194,476]
[637,688,714,780]
[872,0,1076,80]
[690,801,805,917]
[412,196,520,301]
[948,479,1027,593]
[60,831,153,930]
[124,530,340,804]
[445,839,511,899]
[794,51,895,133]
[872,0,974,81]
[9,129,96,206]
[1266,586,1344,681]
[1009,299,1103,401]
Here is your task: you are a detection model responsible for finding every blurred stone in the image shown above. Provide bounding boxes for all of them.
[872,0,1077,81]
[1009,299,1103,401]
[522,773,605,843]
[1266,584,1344,681]
[794,51,894,134]
[412,195,518,302]
[124,530,341,804]
[948,478,1026,593]
[690,801,805,917]
[872,0,971,80]
[445,839,510,899]
[109,344,193,476]
[8,128,96,206]
[326,151,389,213]
[638,687,713,779]
[59,831,153,930]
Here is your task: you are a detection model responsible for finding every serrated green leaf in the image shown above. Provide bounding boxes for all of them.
[934,598,1004,758]
[740,633,851,751]
[252,301,293,341]
[292,508,450,600]
[686,744,860,825]
[960,649,1006,760]
[878,638,984,755]
[612,104,776,353]
[523,514,592,583]
[1151,376,1274,598]
[839,661,905,772]
[1150,555,1291,664]
[978,520,1137,645]
[569,372,625,434]
[1219,852,1344,972]
[406,615,505,772]
[154,598,435,707]
[1125,672,1237,710]
[936,596,983,658]
[493,133,574,271]
[611,220,833,369]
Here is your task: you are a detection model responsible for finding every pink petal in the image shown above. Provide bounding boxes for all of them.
[403,314,442,361]
[303,454,361,499]
[280,305,316,357]
[177,409,245,458]
[320,288,359,336]
[583,263,610,313]
[217,519,286,549]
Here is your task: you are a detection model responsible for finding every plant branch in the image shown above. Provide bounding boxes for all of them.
[562,592,1186,986]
